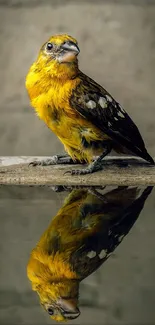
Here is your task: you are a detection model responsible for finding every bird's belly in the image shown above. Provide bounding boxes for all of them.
[57,123,111,162]
[38,106,111,162]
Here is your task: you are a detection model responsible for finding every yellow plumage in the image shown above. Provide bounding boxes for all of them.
[26,35,112,163]
[25,33,154,173]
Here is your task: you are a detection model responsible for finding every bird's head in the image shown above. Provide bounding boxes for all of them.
[36,279,80,322]
[36,34,80,79]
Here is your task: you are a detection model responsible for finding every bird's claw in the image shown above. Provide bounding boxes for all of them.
[64,170,72,176]
[29,161,41,167]
[29,156,60,167]
[64,169,79,176]
[29,155,75,167]
[64,168,91,176]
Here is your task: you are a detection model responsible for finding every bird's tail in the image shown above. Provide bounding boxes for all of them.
[140,148,155,165]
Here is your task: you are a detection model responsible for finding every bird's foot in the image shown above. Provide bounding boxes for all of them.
[50,185,70,192]
[64,146,112,176]
[64,160,104,176]
[88,187,106,201]
[29,154,74,167]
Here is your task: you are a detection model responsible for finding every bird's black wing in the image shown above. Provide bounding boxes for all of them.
[70,73,154,164]
[70,186,153,280]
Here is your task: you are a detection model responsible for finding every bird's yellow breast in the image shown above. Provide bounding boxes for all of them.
[26,63,109,162]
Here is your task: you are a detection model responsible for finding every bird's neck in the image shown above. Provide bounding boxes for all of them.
[50,61,79,81]
[25,59,79,102]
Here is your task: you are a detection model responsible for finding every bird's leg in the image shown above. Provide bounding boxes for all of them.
[29,153,76,167]
[88,187,106,201]
[50,185,72,192]
[65,144,112,175]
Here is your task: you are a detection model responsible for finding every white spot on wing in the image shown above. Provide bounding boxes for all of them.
[99,249,107,259]
[106,95,113,102]
[87,250,96,258]
[117,110,125,118]
[108,122,112,127]
[86,100,96,109]
[118,104,125,113]
[98,97,107,108]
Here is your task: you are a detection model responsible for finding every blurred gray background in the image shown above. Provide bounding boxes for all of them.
[0,0,155,325]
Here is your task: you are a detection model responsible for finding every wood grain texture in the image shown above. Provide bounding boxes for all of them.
[0,156,155,186]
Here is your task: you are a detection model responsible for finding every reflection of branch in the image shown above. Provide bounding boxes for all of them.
[50,185,106,193]
[0,156,155,186]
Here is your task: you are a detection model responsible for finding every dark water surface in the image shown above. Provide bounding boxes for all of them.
[0,185,155,325]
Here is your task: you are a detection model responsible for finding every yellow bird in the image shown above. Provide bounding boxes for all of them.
[27,186,152,322]
[25,34,154,175]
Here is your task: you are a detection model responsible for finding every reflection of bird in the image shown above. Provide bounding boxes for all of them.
[27,186,152,322]
[25,34,154,175]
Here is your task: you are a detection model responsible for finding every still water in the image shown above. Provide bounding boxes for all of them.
[0,185,155,325]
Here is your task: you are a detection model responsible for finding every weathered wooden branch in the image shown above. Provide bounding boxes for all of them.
[0,156,155,186]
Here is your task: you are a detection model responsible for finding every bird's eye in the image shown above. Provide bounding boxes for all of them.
[46,42,53,51]
[47,307,54,315]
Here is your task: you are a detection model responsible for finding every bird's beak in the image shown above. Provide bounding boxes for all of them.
[58,42,80,63]
[57,298,80,319]
[61,42,80,55]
